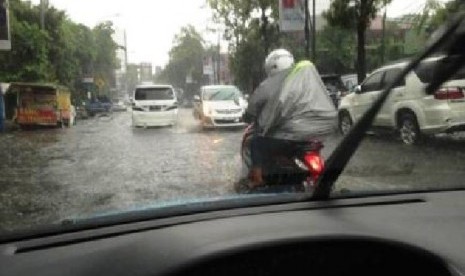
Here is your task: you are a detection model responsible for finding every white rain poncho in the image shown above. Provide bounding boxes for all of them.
[247,61,338,141]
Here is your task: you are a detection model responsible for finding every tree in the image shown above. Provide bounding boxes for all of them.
[0,0,52,82]
[160,25,205,97]
[92,21,119,94]
[0,0,118,101]
[208,0,253,46]
[428,0,464,32]
[229,20,267,92]
[325,0,391,82]
[316,26,356,74]
[208,0,280,92]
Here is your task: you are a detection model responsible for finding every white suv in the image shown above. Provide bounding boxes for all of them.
[338,56,465,144]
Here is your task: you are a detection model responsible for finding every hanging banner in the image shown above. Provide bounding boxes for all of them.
[279,0,305,32]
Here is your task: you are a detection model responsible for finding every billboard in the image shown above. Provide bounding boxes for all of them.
[279,0,305,32]
[0,0,10,50]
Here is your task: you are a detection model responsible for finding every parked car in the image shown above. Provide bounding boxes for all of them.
[111,99,128,112]
[193,85,247,128]
[85,96,112,116]
[321,74,349,108]
[338,55,465,145]
[131,84,178,127]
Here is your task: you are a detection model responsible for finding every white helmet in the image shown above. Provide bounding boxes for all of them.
[264,49,295,76]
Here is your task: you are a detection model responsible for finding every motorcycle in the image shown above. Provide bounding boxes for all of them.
[234,124,325,194]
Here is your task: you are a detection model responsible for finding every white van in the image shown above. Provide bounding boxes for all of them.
[131,84,178,127]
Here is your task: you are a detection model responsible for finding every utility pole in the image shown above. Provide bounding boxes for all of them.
[123,30,129,94]
[40,0,46,30]
[216,30,221,84]
[312,0,316,62]
[304,0,310,59]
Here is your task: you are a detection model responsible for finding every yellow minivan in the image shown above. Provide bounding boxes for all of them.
[4,83,75,127]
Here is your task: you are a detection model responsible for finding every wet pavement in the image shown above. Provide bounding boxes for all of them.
[1,108,465,232]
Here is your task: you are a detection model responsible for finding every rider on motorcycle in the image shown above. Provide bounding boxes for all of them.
[243,49,337,188]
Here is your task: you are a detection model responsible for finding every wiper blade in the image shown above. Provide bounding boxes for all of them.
[312,11,465,200]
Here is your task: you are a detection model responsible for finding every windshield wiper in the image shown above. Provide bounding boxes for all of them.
[312,11,465,200]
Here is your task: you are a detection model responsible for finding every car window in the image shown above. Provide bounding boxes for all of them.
[135,88,174,100]
[361,72,385,92]
[322,76,347,91]
[382,69,405,89]
[415,58,465,85]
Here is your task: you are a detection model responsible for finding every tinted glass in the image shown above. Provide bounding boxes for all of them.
[383,69,405,88]
[361,72,384,92]
[322,76,347,91]
[415,58,465,84]
[135,88,174,100]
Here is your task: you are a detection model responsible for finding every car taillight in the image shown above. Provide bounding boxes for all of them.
[434,87,464,100]
[303,152,324,176]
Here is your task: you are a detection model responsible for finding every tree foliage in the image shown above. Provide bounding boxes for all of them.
[0,0,119,102]
[209,0,421,90]
[324,0,391,82]
[159,25,205,97]
[208,0,280,92]
[427,0,464,32]
[316,26,356,74]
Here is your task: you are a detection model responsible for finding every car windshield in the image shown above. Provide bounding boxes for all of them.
[203,87,242,101]
[0,0,464,236]
[135,87,174,100]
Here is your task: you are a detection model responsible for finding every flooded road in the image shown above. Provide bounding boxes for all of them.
[1,108,465,232]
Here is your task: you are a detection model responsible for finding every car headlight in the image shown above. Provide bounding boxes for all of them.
[204,107,212,116]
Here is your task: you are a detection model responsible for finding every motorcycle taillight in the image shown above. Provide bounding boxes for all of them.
[304,152,324,177]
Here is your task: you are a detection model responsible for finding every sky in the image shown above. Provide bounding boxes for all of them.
[30,0,451,68]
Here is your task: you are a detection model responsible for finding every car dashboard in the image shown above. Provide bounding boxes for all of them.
[1,190,465,276]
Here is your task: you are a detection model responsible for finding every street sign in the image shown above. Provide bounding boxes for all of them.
[82,77,94,84]
[0,0,11,50]
[279,0,305,32]
[95,78,105,89]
